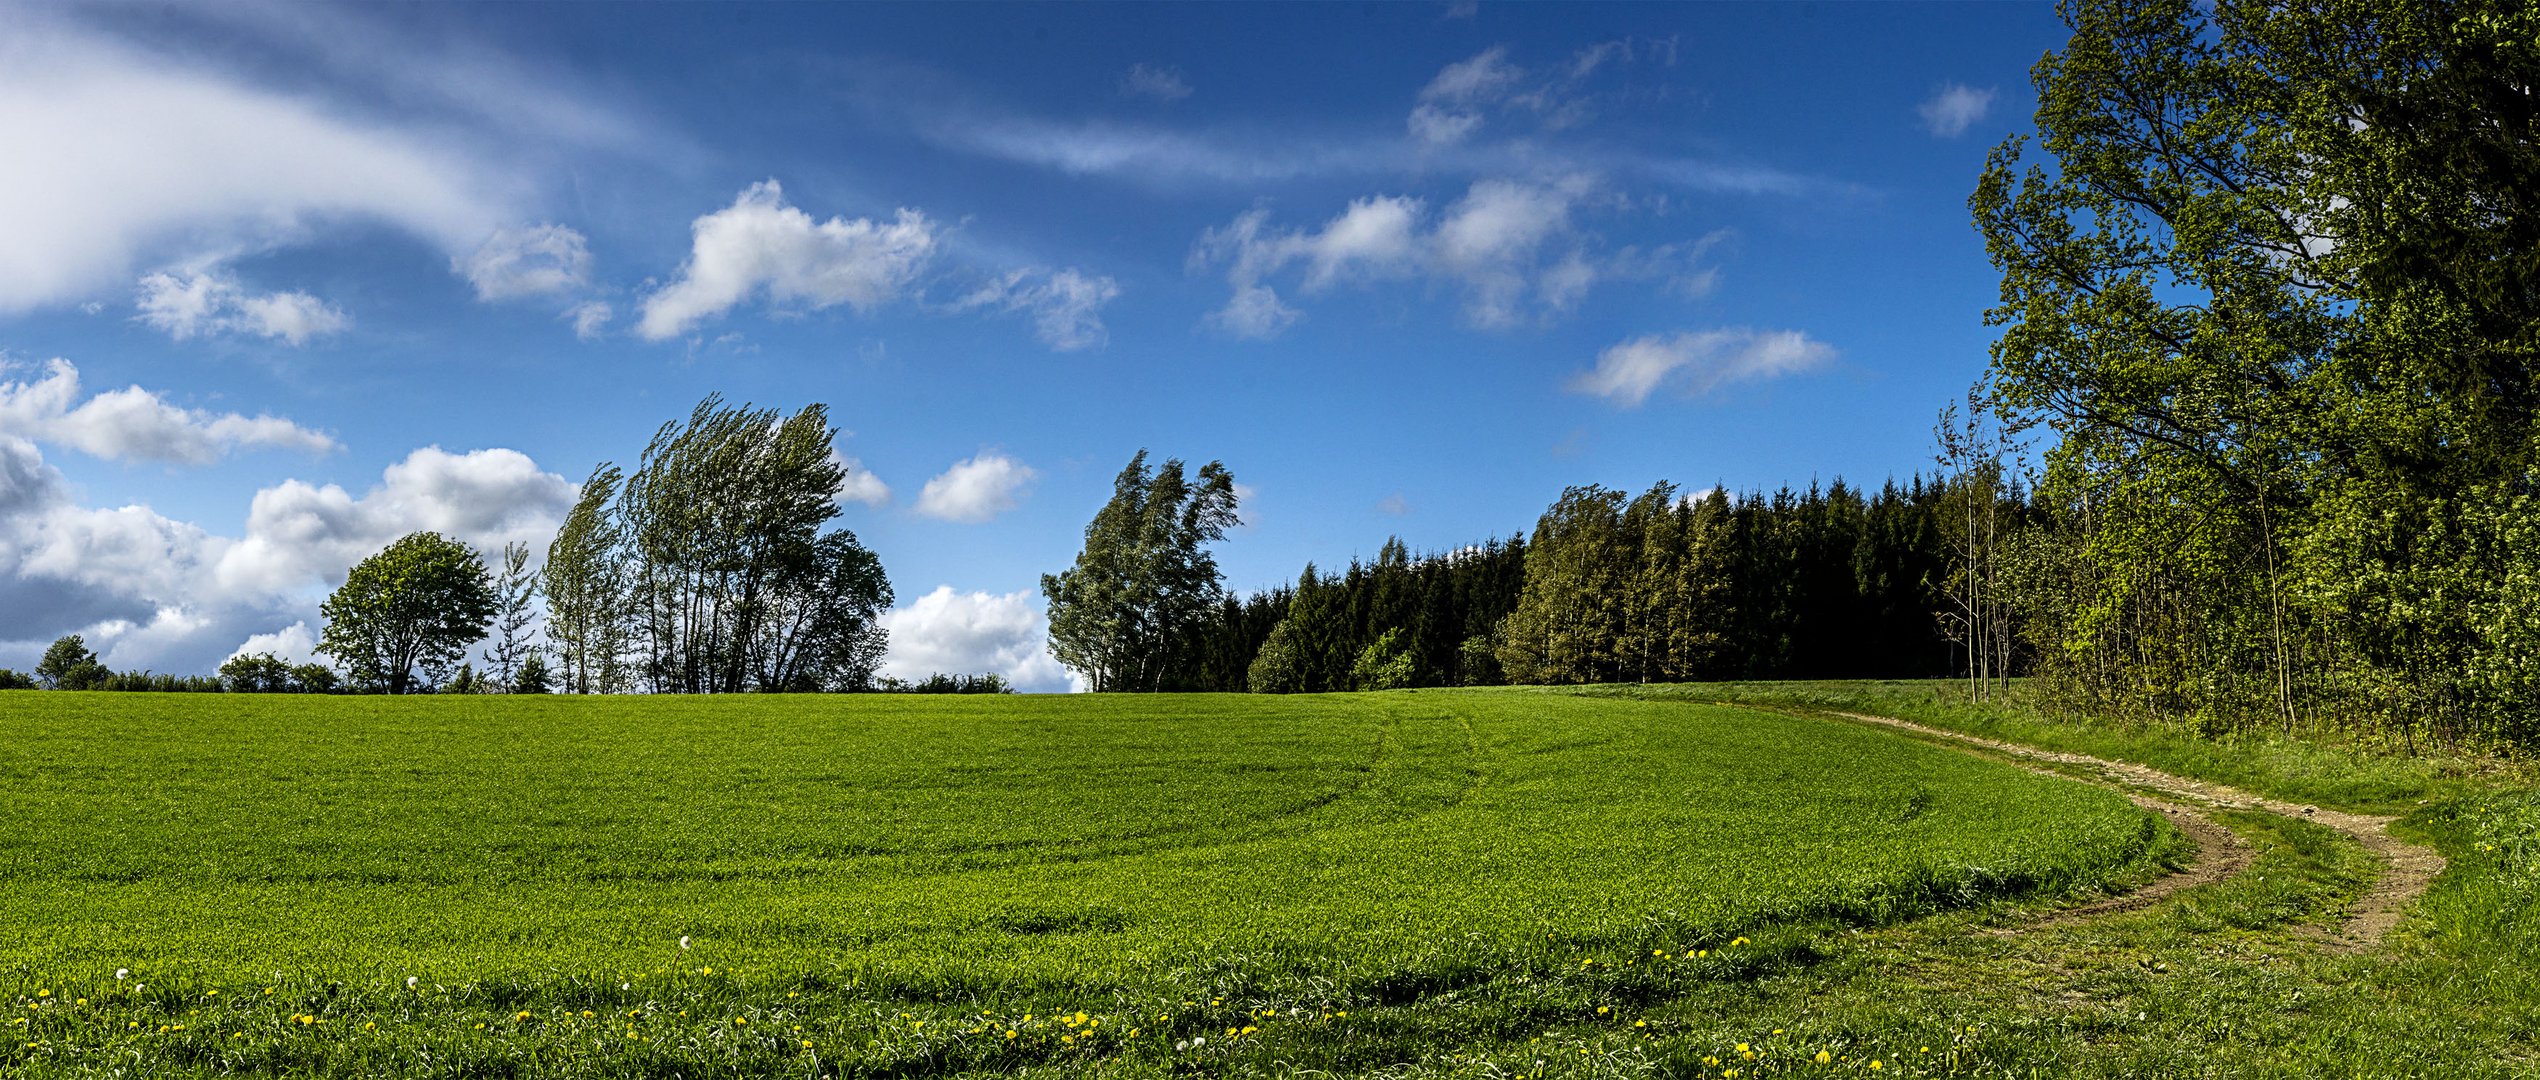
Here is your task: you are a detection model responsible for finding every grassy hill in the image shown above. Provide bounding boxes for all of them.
[0,689,2170,1076]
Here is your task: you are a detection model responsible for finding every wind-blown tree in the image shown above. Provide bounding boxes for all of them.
[544,464,630,694]
[750,529,893,692]
[481,541,538,691]
[620,395,877,693]
[1043,450,1240,692]
[317,531,499,694]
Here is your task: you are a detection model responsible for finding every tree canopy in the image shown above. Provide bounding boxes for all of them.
[1043,450,1240,692]
[317,531,499,695]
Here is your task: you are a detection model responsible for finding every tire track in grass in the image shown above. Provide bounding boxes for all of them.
[1823,709,2444,949]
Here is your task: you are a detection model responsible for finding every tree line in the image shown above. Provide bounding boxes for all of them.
[1041,464,1983,694]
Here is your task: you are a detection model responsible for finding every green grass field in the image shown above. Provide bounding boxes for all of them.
[0,689,2175,1077]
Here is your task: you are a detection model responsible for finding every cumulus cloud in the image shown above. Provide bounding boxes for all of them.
[0,358,336,464]
[0,437,576,675]
[1568,328,1836,407]
[457,224,592,300]
[877,585,1076,692]
[216,445,577,597]
[134,270,351,346]
[1918,83,1996,137]
[914,452,1036,523]
[0,19,511,316]
[1193,177,1600,335]
[827,444,892,508]
[1119,63,1192,102]
[953,268,1122,351]
[637,180,936,341]
[229,620,321,665]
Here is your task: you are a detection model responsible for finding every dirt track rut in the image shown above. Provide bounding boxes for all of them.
[1827,709,2445,949]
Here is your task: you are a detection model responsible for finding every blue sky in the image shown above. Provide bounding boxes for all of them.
[0,1,2065,687]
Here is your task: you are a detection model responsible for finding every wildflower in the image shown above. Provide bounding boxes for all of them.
[1815,1050,1832,1064]
[115,970,129,981]
[364,1022,376,1031]
[406,977,418,989]
[73,999,84,1006]
[1006,1029,1018,1039]
[1635,1020,1648,1028]
[680,936,692,950]
[1871,1062,1883,1070]
[734,1017,748,1026]
[515,1011,531,1021]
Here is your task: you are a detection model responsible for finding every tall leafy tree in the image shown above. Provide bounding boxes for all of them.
[35,634,98,690]
[1043,450,1240,691]
[750,529,893,692]
[544,464,629,694]
[317,532,499,694]
[620,395,852,694]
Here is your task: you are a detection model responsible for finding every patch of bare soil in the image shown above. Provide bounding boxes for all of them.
[1827,710,2444,949]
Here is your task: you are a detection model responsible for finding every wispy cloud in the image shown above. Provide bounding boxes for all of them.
[1569,328,1835,406]
[0,357,336,464]
[1119,63,1192,102]
[1918,83,1996,138]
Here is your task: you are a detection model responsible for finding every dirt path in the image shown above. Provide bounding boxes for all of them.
[1827,710,2445,949]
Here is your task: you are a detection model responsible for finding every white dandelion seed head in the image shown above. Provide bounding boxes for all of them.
[406,976,418,989]
[679,936,692,950]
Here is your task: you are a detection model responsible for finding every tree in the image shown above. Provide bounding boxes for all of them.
[1973,0,2540,743]
[219,652,293,693]
[482,541,538,691]
[317,531,499,694]
[1350,628,1418,691]
[749,529,892,692]
[513,652,554,694]
[1043,450,1241,691]
[621,395,853,693]
[544,464,630,694]
[36,635,98,690]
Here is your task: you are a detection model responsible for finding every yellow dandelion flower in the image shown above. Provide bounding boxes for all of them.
[1006,1029,1018,1039]
[1815,1050,1832,1064]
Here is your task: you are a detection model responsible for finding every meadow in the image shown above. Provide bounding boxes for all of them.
[0,689,2176,1077]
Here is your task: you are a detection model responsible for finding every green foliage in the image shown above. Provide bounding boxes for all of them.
[511,652,553,695]
[874,672,1013,694]
[543,463,630,694]
[621,396,873,694]
[0,690,2166,1077]
[218,652,293,693]
[481,541,538,690]
[1349,628,1418,691]
[1975,0,2540,748]
[0,669,34,690]
[1043,450,1240,691]
[316,531,499,695]
[34,635,96,690]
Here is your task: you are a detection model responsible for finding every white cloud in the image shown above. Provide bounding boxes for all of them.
[1568,328,1836,407]
[637,180,936,341]
[877,585,1076,691]
[0,436,576,676]
[1377,493,1411,516]
[1119,63,1192,102]
[216,445,577,597]
[914,453,1036,524]
[0,358,335,464]
[135,270,351,345]
[1409,47,1524,146]
[0,19,512,316]
[828,444,892,508]
[1194,178,1599,335]
[456,224,592,301]
[954,268,1122,351]
[566,300,613,340]
[229,621,322,665]
[1918,83,1996,138]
